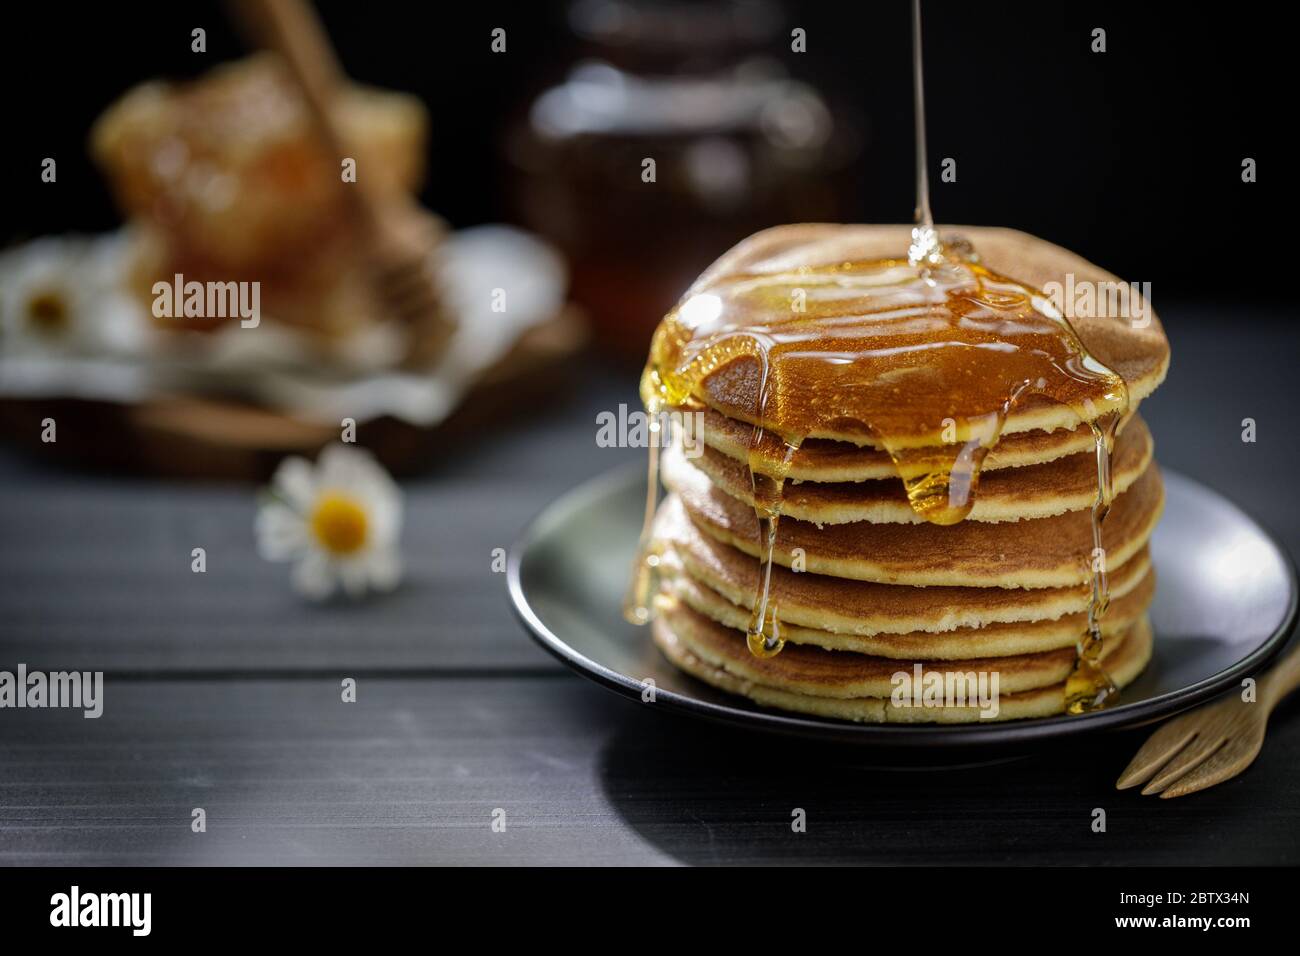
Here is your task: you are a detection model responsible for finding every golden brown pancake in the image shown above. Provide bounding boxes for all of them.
[686,415,1153,524]
[655,594,1115,696]
[663,441,1165,588]
[651,493,1153,637]
[661,555,1155,659]
[685,224,1169,444]
[686,403,1131,482]
[654,601,1153,723]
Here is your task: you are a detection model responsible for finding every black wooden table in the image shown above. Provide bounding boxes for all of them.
[1,311,1297,865]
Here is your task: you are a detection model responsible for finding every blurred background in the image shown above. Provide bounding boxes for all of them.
[0,0,1289,479]
[5,0,1280,290]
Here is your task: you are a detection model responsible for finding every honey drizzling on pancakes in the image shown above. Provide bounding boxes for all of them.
[625,0,1130,713]
[627,256,1129,657]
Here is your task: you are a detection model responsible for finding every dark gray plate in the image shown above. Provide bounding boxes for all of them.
[509,466,1297,746]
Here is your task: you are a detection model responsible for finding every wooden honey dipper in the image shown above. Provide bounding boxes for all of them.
[234,0,456,367]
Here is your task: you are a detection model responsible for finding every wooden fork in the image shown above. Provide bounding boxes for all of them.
[234,0,456,367]
[1117,637,1300,798]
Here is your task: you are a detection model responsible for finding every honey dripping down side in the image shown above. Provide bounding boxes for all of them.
[625,241,1130,707]
[1063,410,1124,713]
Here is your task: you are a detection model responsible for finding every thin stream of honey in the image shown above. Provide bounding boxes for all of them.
[622,331,763,626]
[1064,412,1123,712]
[625,0,1128,714]
[908,0,942,269]
[621,434,660,625]
[745,428,801,657]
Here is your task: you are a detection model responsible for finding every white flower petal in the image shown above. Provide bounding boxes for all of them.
[96,291,154,358]
[365,490,403,547]
[271,456,317,511]
[255,503,308,561]
[367,549,403,592]
[319,443,394,495]
[315,443,359,485]
[292,551,335,601]
[323,447,367,490]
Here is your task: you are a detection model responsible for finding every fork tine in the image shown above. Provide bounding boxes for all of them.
[1116,718,1198,789]
[1141,733,1227,795]
[1159,736,1264,799]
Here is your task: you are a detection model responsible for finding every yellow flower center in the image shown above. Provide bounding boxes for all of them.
[26,290,71,336]
[309,492,369,556]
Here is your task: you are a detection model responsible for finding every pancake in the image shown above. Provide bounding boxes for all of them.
[686,403,1134,482]
[661,554,1155,658]
[686,415,1153,524]
[663,439,1165,588]
[654,601,1153,723]
[652,493,1153,636]
[655,594,1121,697]
[684,224,1169,445]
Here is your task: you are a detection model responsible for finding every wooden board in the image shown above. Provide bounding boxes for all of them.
[0,307,588,479]
[2,674,1298,865]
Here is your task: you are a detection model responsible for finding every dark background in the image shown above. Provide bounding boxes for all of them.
[1,0,1286,305]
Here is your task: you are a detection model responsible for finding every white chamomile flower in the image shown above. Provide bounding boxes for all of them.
[0,232,150,357]
[256,443,404,600]
[0,237,94,354]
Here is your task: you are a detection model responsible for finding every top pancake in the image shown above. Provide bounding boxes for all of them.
[679,224,1169,445]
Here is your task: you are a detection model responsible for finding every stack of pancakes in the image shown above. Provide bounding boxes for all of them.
[645,224,1170,723]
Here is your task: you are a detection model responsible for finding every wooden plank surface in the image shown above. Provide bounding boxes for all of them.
[0,366,641,673]
[1,675,1297,866]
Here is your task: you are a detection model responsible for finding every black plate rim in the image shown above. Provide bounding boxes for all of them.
[508,463,1299,747]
